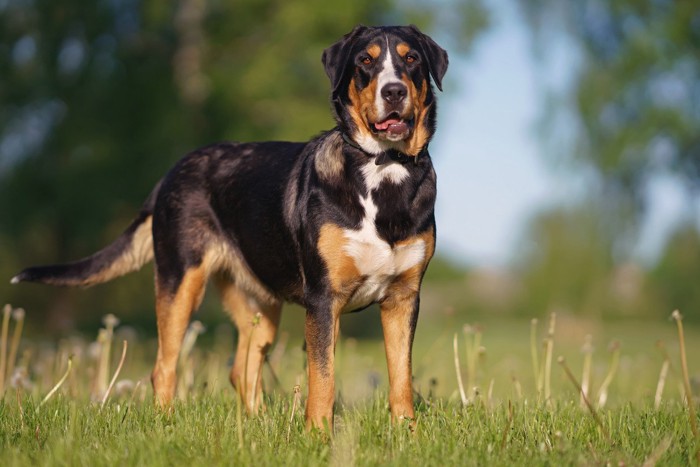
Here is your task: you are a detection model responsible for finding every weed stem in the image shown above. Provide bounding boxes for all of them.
[596,341,620,409]
[453,333,467,405]
[101,340,128,409]
[671,310,700,464]
[0,304,11,394]
[37,356,73,412]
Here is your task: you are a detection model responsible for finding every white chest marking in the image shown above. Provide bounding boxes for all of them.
[341,162,423,311]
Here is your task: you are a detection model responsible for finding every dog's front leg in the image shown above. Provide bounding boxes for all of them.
[304,304,340,431]
[380,286,420,425]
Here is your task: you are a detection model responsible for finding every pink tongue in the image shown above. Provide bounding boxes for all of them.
[375,118,407,134]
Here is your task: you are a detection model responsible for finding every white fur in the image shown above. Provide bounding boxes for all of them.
[375,37,401,114]
[341,161,423,311]
[353,132,385,155]
[361,159,410,188]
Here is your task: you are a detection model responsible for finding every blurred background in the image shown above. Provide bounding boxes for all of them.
[1,0,699,339]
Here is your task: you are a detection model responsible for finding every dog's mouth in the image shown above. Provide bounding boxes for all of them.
[370,113,413,138]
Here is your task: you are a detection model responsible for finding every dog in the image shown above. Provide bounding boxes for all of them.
[12,25,448,430]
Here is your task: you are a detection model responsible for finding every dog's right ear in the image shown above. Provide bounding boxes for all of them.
[322,25,368,95]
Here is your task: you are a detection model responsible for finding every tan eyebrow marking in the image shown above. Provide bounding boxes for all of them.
[396,43,410,57]
[367,44,381,59]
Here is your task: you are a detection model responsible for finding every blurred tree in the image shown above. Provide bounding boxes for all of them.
[519,0,700,245]
[515,202,665,319]
[515,204,614,318]
[0,0,490,333]
[652,222,700,321]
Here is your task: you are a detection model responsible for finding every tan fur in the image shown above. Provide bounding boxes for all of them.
[380,295,415,422]
[152,263,208,407]
[218,278,281,413]
[367,44,381,59]
[348,77,379,142]
[151,238,281,408]
[203,240,278,306]
[403,78,431,156]
[379,228,434,424]
[313,131,345,181]
[317,223,362,296]
[396,43,410,57]
[391,228,435,293]
[79,216,154,286]
[304,306,341,430]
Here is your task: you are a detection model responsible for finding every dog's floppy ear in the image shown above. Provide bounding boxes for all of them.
[409,25,449,91]
[322,25,367,95]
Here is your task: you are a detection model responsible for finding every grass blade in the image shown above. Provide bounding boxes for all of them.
[558,356,610,443]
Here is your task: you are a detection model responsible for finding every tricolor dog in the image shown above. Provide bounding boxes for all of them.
[12,25,448,429]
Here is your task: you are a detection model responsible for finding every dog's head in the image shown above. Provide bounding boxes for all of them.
[322,25,448,157]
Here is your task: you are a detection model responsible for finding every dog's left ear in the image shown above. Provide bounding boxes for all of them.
[322,25,367,95]
[409,25,449,92]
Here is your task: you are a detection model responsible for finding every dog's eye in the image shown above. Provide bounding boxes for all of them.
[361,56,372,65]
[406,54,417,64]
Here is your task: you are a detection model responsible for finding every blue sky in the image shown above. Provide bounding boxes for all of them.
[429,1,689,267]
[430,1,554,266]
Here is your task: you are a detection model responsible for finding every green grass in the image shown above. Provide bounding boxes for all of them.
[1,313,699,465]
[1,395,697,465]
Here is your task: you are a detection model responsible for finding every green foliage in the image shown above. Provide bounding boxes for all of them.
[652,223,700,319]
[514,1,700,321]
[516,204,614,318]
[521,1,700,205]
[423,256,469,283]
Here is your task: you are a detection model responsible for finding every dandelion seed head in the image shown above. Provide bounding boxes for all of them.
[11,368,33,390]
[190,320,205,334]
[12,307,25,321]
[102,313,120,329]
[114,379,135,396]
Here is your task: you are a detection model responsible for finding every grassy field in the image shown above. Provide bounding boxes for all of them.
[1,395,697,466]
[1,308,699,465]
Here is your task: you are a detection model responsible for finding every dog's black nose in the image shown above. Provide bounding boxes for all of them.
[381,83,407,104]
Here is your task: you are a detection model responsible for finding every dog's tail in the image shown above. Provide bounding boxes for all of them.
[11,181,162,288]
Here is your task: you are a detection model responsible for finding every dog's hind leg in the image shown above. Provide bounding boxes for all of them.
[217,277,281,413]
[151,263,208,407]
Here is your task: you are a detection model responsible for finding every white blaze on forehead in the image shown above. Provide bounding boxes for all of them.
[374,36,405,116]
[376,37,399,89]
